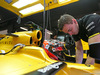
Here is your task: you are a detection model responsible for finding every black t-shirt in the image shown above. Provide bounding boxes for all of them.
[72,14,100,42]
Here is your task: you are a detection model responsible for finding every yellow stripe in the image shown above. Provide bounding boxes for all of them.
[64,44,67,50]
[89,33,100,38]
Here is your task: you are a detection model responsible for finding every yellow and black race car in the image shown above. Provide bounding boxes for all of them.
[0,29,100,75]
[0,0,100,75]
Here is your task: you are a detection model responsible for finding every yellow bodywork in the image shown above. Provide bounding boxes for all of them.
[0,30,100,75]
[0,46,56,75]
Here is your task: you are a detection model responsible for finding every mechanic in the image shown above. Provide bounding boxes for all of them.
[58,14,100,65]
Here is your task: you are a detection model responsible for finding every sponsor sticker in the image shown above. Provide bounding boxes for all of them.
[38,62,63,73]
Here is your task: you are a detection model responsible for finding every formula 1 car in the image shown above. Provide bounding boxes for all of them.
[0,30,100,75]
[0,22,100,75]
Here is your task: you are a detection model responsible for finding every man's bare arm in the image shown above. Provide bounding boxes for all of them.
[75,40,83,63]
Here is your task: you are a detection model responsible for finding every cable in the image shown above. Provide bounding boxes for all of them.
[43,0,46,41]
[46,4,49,29]
[46,2,52,31]
[0,43,25,55]
[48,6,51,31]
